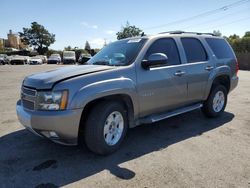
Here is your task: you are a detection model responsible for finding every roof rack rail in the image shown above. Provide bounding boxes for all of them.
[158,31,216,36]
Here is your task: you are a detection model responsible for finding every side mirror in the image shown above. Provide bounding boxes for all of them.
[141,53,168,69]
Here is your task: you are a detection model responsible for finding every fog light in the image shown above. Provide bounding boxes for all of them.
[49,131,59,138]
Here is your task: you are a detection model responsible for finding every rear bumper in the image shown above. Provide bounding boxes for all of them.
[16,100,82,145]
[230,75,239,92]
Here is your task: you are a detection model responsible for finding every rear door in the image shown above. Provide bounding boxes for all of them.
[180,37,214,103]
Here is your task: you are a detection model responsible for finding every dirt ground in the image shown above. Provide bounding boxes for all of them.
[0,65,249,188]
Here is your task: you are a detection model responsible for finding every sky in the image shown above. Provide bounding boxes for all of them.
[0,0,249,50]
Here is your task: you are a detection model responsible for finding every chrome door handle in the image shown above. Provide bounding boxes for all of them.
[174,71,186,76]
[205,66,214,71]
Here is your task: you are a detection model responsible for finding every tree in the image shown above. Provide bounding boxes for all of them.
[116,22,143,40]
[19,22,55,55]
[47,49,62,57]
[243,31,250,38]
[213,30,222,37]
[226,31,250,53]
[228,34,240,40]
[64,46,72,51]
[84,41,91,51]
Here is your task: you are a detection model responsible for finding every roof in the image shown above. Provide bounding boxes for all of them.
[115,31,222,42]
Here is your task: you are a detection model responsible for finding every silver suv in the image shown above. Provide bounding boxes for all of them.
[16,31,239,155]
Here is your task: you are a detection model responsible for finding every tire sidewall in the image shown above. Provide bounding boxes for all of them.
[205,85,228,117]
[85,102,128,154]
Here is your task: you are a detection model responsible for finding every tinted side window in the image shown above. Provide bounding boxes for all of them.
[205,38,235,59]
[145,38,180,66]
[181,38,207,63]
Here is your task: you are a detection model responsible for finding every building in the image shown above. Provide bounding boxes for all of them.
[1,30,27,50]
[0,38,4,50]
[7,30,21,49]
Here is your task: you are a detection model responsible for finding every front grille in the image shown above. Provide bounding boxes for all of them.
[10,60,25,65]
[63,59,75,64]
[21,86,37,110]
[30,61,37,64]
[47,60,58,64]
[22,87,36,96]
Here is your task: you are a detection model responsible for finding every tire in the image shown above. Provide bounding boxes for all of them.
[202,85,228,118]
[83,101,128,155]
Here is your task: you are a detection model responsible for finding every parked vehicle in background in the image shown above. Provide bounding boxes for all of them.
[63,51,76,64]
[10,55,29,65]
[78,53,91,64]
[47,54,61,64]
[28,56,43,65]
[35,55,47,64]
[16,31,238,155]
[5,55,12,64]
[0,54,8,65]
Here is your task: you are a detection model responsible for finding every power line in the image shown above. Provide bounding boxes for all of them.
[101,0,250,41]
[143,0,250,30]
[199,16,250,31]
[180,7,250,30]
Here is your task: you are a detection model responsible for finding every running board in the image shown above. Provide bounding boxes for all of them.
[139,103,203,124]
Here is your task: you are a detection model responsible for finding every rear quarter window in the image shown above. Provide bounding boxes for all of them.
[205,38,235,59]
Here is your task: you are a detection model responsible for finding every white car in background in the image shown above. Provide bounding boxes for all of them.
[48,54,61,64]
[9,55,29,65]
[35,55,47,64]
[0,54,8,65]
[28,56,43,65]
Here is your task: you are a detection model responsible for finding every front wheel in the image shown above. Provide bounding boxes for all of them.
[83,101,128,155]
[202,85,228,117]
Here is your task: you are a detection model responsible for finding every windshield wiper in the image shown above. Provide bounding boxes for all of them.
[93,61,109,65]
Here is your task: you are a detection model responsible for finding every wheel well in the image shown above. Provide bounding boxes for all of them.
[212,75,230,92]
[78,94,134,144]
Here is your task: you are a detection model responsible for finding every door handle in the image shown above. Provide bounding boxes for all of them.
[174,71,186,76]
[205,66,214,71]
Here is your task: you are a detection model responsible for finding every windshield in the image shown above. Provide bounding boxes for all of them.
[63,51,75,57]
[51,54,60,58]
[88,38,147,66]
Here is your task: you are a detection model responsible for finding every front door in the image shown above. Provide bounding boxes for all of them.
[136,38,188,117]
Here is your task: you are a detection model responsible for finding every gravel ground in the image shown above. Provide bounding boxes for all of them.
[0,65,250,188]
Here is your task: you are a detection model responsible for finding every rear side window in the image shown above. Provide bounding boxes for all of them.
[145,38,180,66]
[181,38,207,63]
[205,38,235,59]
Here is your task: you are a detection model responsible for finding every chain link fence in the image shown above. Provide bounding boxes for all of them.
[237,52,250,70]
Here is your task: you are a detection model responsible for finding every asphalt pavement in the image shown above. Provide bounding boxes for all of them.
[0,65,249,188]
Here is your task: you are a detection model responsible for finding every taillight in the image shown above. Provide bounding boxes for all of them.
[236,60,239,76]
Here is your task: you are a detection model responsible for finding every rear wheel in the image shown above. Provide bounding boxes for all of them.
[83,101,128,155]
[202,85,228,117]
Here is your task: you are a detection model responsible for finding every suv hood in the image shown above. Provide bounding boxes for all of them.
[30,58,42,62]
[23,65,114,89]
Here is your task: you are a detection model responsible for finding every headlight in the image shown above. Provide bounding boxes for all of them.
[37,90,68,110]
